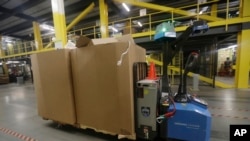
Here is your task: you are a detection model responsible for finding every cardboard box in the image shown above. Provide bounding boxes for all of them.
[90,38,118,46]
[71,35,146,137]
[76,36,91,47]
[76,36,118,48]
[31,49,76,125]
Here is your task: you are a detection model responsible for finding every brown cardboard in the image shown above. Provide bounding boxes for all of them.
[31,49,76,125]
[76,36,118,48]
[89,38,118,46]
[71,36,146,137]
[76,36,91,47]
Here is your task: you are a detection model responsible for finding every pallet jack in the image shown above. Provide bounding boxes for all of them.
[134,21,211,141]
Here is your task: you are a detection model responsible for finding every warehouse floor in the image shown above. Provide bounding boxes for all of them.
[0,82,250,141]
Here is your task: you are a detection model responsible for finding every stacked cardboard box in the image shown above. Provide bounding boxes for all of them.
[31,49,76,125]
[31,35,146,139]
[71,35,145,138]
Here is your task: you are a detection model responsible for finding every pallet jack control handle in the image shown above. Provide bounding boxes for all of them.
[175,52,199,103]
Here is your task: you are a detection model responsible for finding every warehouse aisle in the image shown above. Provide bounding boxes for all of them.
[0,82,250,141]
[0,82,118,141]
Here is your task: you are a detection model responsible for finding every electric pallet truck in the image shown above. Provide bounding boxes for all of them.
[133,20,211,141]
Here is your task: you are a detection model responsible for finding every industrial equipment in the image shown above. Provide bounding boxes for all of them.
[134,20,211,141]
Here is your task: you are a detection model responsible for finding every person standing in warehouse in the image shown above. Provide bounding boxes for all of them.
[224,57,232,76]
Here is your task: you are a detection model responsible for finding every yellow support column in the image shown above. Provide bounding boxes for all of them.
[211,3,217,17]
[33,21,43,50]
[0,35,5,57]
[51,0,67,47]
[235,0,250,88]
[99,0,109,38]
[235,30,250,88]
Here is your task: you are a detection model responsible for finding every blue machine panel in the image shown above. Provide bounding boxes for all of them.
[154,32,176,41]
[167,100,211,141]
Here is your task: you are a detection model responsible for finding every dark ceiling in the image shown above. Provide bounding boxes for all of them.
[0,0,96,39]
[0,0,240,51]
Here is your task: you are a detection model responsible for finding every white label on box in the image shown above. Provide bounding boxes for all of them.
[55,40,63,49]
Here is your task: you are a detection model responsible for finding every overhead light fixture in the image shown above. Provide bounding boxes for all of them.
[228,44,237,49]
[5,40,12,43]
[41,24,55,31]
[199,11,203,14]
[137,22,142,27]
[112,27,118,32]
[122,3,130,12]
[219,44,237,51]
[6,61,20,64]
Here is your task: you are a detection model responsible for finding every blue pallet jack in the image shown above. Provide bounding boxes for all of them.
[134,20,211,141]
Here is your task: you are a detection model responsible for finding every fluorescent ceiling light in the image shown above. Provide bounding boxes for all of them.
[112,27,118,32]
[5,40,12,43]
[137,22,142,27]
[228,44,237,49]
[41,24,54,31]
[6,61,20,64]
[122,3,130,12]
[219,44,237,51]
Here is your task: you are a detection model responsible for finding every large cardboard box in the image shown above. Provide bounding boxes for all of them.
[71,35,146,138]
[31,49,76,125]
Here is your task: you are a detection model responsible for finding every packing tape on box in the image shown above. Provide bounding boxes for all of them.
[117,41,131,66]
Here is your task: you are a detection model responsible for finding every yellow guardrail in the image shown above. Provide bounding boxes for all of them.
[0,1,243,59]
[147,57,235,88]
[169,66,235,88]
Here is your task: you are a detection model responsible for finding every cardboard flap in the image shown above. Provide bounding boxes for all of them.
[116,34,135,44]
[89,38,118,46]
[76,35,137,48]
[76,36,91,48]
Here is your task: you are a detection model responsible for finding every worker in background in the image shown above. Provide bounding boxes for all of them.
[231,52,237,76]
[224,57,232,76]
[232,51,236,65]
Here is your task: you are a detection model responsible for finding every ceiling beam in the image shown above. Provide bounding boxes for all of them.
[0,0,44,20]
[36,0,96,24]
[0,21,32,35]
[0,6,37,21]
[217,34,237,44]
[0,0,94,35]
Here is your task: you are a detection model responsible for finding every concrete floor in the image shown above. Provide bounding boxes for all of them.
[0,82,250,141]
